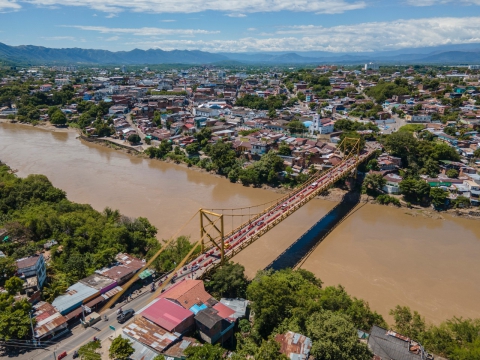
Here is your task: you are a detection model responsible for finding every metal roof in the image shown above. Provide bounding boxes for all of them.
[52,282,99,314]
[123,317,178,353]
[33,302,67,339]
[79,274,115,291]
[139,298,194,332]
[163,337,200,359]
[219,298,248,319]
[368,326,425,360]
[275,331,312,360]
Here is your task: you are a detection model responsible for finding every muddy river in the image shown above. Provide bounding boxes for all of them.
[1,123,479,325]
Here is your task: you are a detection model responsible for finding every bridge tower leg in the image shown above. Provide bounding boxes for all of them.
[199,209,225,265]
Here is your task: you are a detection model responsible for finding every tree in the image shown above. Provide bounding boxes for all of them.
[184,343,225,360]
[255,338,289,360]
[474,148,480,159]
[0,257,16,285]
[421,158,440,177]
[0,293,33,340]
[268,109,277,118]
[288,120,306,134]
[453,196,471,209]
[205,262,248,298]
[399,179,431,204]
[383,132,418,165]
[389,305,426,341]
[366,159,379,171]
[50,110,67,126]
[363,173,386,194]
[78,339,101,360]
[277,142,292,156]
[127,134,141,144]
[5,276,23,295]
[306,311,372,360]
[446,169,459,178]
[430,187,448,209]
[109,335,134,360]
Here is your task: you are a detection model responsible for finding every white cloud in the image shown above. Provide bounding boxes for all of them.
[0,0,21,11]
[105,36,120,41]
[406,0,480,5]
[63,25,220,36]
[21,0,366,15]
[160,19,176,22]
[226,13,246,17]
[123,16,480,52]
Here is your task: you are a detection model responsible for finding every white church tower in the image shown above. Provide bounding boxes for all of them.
[309,113,321,135]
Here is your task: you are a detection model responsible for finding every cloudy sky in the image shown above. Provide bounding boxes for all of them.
[1,0,480,52]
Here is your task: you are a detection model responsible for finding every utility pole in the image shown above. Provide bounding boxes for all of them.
[29,310,36,348]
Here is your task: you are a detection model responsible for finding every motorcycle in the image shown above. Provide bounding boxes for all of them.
[73,351,79,359]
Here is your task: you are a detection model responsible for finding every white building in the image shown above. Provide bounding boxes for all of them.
[364,62,379,71]
[468,65,480,70]
[406,115,432,123]
[309,114,334,135]
[16,254,47,289]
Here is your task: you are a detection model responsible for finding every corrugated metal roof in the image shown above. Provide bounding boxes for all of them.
[33,302,67,339]
[122,317,178,352]
[79,274,115,290]
[212,302,235,321]
[275,331,312,360]
[219,298,248,319]
[102,286,123,299]
[368,325,425,360]
[52,282,99,314]
[140,298,194,332]
[163,337,200,358]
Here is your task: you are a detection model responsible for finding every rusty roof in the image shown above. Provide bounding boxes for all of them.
[123,317,178,352]
[159,280,212,310]
[16,255,42,269]
[162,337,200,358]
[275,331,312,360]
[33,302,67,339]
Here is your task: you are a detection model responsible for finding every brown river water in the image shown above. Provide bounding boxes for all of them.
[1,123,479,325]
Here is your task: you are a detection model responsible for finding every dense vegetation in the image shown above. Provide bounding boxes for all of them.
[365,78,413,104]
[235,94,287,111]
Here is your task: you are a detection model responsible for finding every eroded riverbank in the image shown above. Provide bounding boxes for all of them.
[1,122,479,325]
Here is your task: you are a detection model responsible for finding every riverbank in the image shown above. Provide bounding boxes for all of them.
[0,118,78,133]
[3,119,478,222]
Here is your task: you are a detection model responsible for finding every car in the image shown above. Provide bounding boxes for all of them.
[57,351,67,360]
[310,182,318,188]
[281,203,288,208]
[191,264,199,271]
[257,221,264,226]
[117,309,135,324]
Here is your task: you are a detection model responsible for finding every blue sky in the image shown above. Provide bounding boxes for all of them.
[1,0,480,52]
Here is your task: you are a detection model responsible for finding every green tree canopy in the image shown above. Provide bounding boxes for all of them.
[205,261,248,298]
[5,276,23,295]
[78,339,101,360]
[109,335,134,360]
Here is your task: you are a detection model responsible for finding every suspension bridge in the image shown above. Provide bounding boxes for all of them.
[101,138,380,311]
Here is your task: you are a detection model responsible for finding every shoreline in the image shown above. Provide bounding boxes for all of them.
[2,120,479,221]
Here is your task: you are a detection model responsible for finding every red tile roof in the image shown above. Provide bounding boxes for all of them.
[140,298,194,332]
[212,302,235,321]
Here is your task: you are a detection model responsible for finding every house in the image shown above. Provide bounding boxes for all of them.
[275,331,312,360]
[194,306,235,345]
[40,84,52,92]
[109,105,129,115]
[79,273,117,295]
[96,253,145,285]
[33,302,68,341]
[309,114,334,135]
[52,282,99,315]
[139,298,195,334]
[251,141,270,155]
[159,280,213,310]
[162,337,201,360]
[16,254,47,289]
[406,114,432,123]
[122,316,179,355]
[368,325,434,360]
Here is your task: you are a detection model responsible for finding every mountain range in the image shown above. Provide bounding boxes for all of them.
[1,42,480,65]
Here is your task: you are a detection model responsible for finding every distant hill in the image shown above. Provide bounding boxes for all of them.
[0,43,228,65]
[0,42,480,65]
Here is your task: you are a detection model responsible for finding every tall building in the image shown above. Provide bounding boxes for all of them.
[364,62,379,71]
